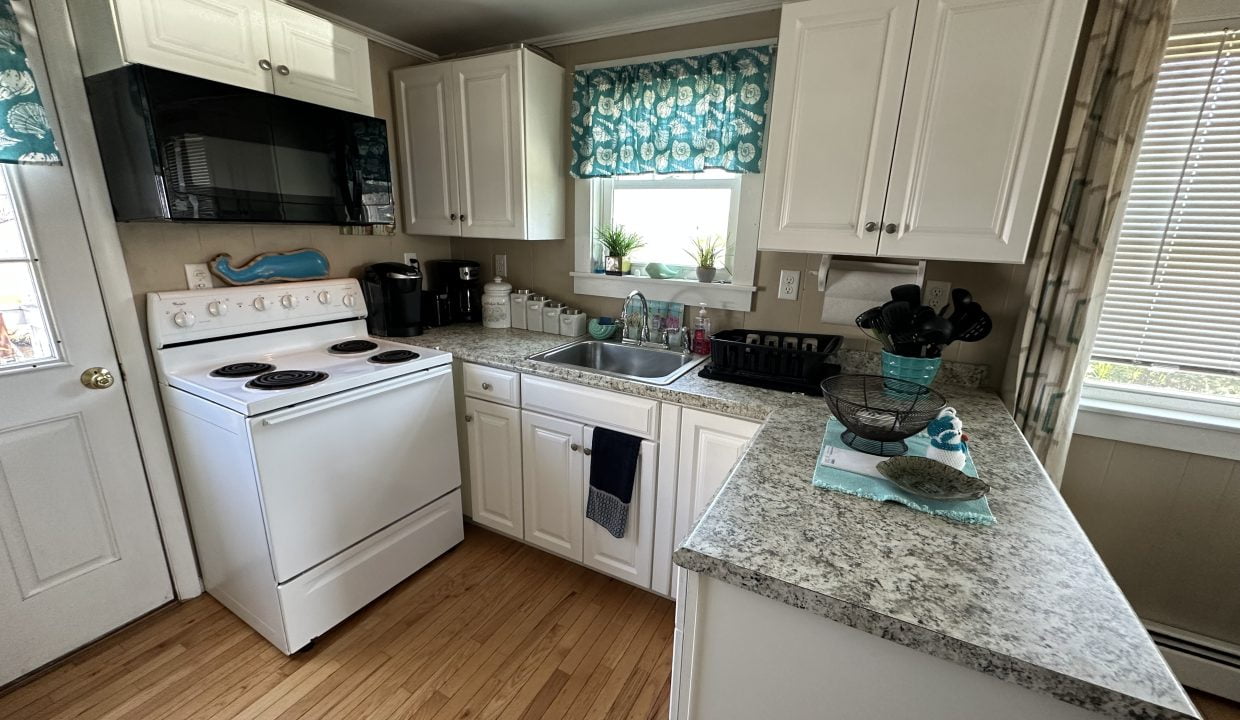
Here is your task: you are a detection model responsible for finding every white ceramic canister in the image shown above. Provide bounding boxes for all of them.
[559,308,587,336]
[509,289,533,329]
[482,276,513,329]
[542,302,566,334]
[525,295,546,332]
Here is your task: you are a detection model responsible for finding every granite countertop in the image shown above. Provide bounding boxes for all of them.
[396,325,1197,720]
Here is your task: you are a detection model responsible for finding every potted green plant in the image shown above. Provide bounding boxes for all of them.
[596,225,644,276]
[686,234,724,283]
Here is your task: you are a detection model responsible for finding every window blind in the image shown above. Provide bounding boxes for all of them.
[1093,27,1240,375]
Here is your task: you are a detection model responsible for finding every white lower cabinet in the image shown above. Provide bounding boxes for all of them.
[582,427,657,588]
[521,410,585,561]
[463,397,523,539]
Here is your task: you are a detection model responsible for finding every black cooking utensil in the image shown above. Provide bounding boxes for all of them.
[856,307,882,329]
[943,288,974,320]
[915,316,954,356]
[953,311,993,342]
[881,301,921,355]
[890,284,922,306]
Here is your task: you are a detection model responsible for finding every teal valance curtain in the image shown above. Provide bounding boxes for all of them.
[0,0,59,165]
[569,45,773,178]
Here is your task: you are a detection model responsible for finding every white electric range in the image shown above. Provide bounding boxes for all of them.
[148,278,463,653]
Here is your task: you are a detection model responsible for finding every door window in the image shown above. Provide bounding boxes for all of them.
[0,170,58,370]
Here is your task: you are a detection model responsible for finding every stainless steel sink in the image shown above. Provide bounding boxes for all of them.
[527,340,706,385]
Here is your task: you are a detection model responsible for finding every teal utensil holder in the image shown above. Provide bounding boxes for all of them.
[881,351,941,388]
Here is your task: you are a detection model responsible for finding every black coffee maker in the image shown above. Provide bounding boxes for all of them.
[361,261,424,336]
[425,259,482,324]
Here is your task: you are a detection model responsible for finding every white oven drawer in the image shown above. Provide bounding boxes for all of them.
[278,489,463,651]
[462,363,520,407]
[521,375,658,440]
[249,366,461,582]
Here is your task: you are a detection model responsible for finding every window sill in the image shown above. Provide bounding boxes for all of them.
[569,272,756,311]
[1075,395,1240,461]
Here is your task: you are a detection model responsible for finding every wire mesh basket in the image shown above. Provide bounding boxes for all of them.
[820,374,946,456]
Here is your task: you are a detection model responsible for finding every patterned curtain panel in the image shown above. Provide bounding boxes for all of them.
[0,0,59,165]
[1001,0,1171,482]
[569,45,773,178]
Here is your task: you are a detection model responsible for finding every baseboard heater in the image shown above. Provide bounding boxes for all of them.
[1146,620,1240,703]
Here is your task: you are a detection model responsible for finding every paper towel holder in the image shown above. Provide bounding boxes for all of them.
[813,255,926,292]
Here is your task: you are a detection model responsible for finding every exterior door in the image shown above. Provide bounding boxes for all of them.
[878,0,1084,262]
[758,0,917,254]
[464,397,523,539]
[453,50,526,240]
[264,0,373,115]
[521,410,583,561]
[393,62,461,236]
[582,426,656,588]
[113,0,273,93]
[0,5,172,685]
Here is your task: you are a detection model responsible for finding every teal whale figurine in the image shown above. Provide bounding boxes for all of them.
[210,249,330,286]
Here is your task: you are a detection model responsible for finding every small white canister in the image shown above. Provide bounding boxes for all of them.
[525,295,546,332]
[559,308,587,336]
[542,302,565,334]
[482,276,512,329]
[509,289,533,329]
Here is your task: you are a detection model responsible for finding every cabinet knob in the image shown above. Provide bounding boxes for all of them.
[450,213,458,221]
[884,223,898,234]
[276,64,290,76]
[258,59,272,71]
[460,214,467,222]
[570,443,580,452]
[864,221,878,232]
[583,448,592,456]
[481,382,492,390]
[464,414,473,422]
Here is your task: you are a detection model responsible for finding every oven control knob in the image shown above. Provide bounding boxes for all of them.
[207,300,227,317]
[281,293,298,309]
[253,296,267,311]
[317,290,332,305]
[172,310,196,328]
[342,293,357,308]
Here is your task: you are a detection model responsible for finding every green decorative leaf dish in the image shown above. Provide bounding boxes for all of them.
[875,456,990,501]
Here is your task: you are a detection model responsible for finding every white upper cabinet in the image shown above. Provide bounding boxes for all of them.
[263,1,373,115]
[393,48,566,240]
[759,0,1085,263]
[879,0,1083,262]
[70,0,373,115]
[759,0,916,255]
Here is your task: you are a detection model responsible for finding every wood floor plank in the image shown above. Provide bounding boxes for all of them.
[0,526,675,720]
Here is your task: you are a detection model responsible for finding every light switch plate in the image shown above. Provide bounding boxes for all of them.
[495,254,508,277]
[403,252,418,266]
[184,263,213,289]
[924,281,951,313]
[777,269,800,300]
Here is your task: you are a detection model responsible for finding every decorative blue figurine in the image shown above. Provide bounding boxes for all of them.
[926,407,968,470]
[210,249,330,286]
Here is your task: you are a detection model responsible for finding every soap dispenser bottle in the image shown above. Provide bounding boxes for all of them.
[692,303,712,355]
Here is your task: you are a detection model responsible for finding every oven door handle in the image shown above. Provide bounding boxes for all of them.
[259,365,450,427]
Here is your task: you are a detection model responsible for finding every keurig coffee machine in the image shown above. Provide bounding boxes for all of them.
[361,261,424,336]
[425,259,482,324]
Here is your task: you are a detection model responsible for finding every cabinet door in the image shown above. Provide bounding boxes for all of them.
[758,0,917,254]
[393,63,462,236]
[464,398,523,539]
[521,411,583,561]
[113,0,272,92]
[264,1,373,115]
[878,0,1085,263]
[453,50,526,240]
[673,410,760,552]
[582,427,656,588]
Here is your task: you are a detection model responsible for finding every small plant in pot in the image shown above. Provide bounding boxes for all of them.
[686,235,724,283]
[596,224,645,276]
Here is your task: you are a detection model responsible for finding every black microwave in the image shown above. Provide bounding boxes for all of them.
[84,65,393,225]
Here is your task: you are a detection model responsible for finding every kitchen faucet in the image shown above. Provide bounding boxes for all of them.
[620,290,651,344]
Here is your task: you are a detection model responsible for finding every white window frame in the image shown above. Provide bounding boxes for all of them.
[1078,12,1240,460]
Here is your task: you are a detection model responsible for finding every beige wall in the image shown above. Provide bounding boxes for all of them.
[120,42,451,321]
[1061,436,1240,647]
[449,12,1029,387]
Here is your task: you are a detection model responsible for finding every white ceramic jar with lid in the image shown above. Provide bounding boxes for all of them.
[482,277,512,329]
[542,302,565,334]
[525,295,547,332]
[509,289,533,329]
[559,308,587,336]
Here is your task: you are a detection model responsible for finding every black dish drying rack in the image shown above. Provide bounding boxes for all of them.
[698,329,842,395]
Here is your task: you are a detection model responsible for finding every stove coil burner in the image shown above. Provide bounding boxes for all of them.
[369,350,420,364]
[329,340,380,354]
[245,370,329,390]
[210,362,276,378]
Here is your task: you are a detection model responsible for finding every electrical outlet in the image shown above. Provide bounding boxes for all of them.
[495,253,508,277]
[777,269,800,300]
[184,263,213,290]
[925,280,951,313]
[403,252,418,266]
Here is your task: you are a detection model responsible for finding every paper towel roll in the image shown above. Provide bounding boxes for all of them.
[818,257,924,325]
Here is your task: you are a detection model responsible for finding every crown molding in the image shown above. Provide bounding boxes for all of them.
[283,1,439,61]
[523,0,783,48]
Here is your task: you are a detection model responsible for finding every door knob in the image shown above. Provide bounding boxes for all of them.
[258,59,272,71]
[481,382,492,390]
[464,414,473,422]
[460,214,467,222]
[884,223,898,234]
[570,443,580,452]
[583,448,592,456]
[450,213,458,221]
[864,221,878,232]
[276,64,290,76]
[81,367,115,390]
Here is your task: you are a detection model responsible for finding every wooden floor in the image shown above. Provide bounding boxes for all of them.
[0,526,675,720]
[1192,691,1240,720]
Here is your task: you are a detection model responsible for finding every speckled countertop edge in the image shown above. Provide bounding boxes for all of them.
[394,325,1198,720]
